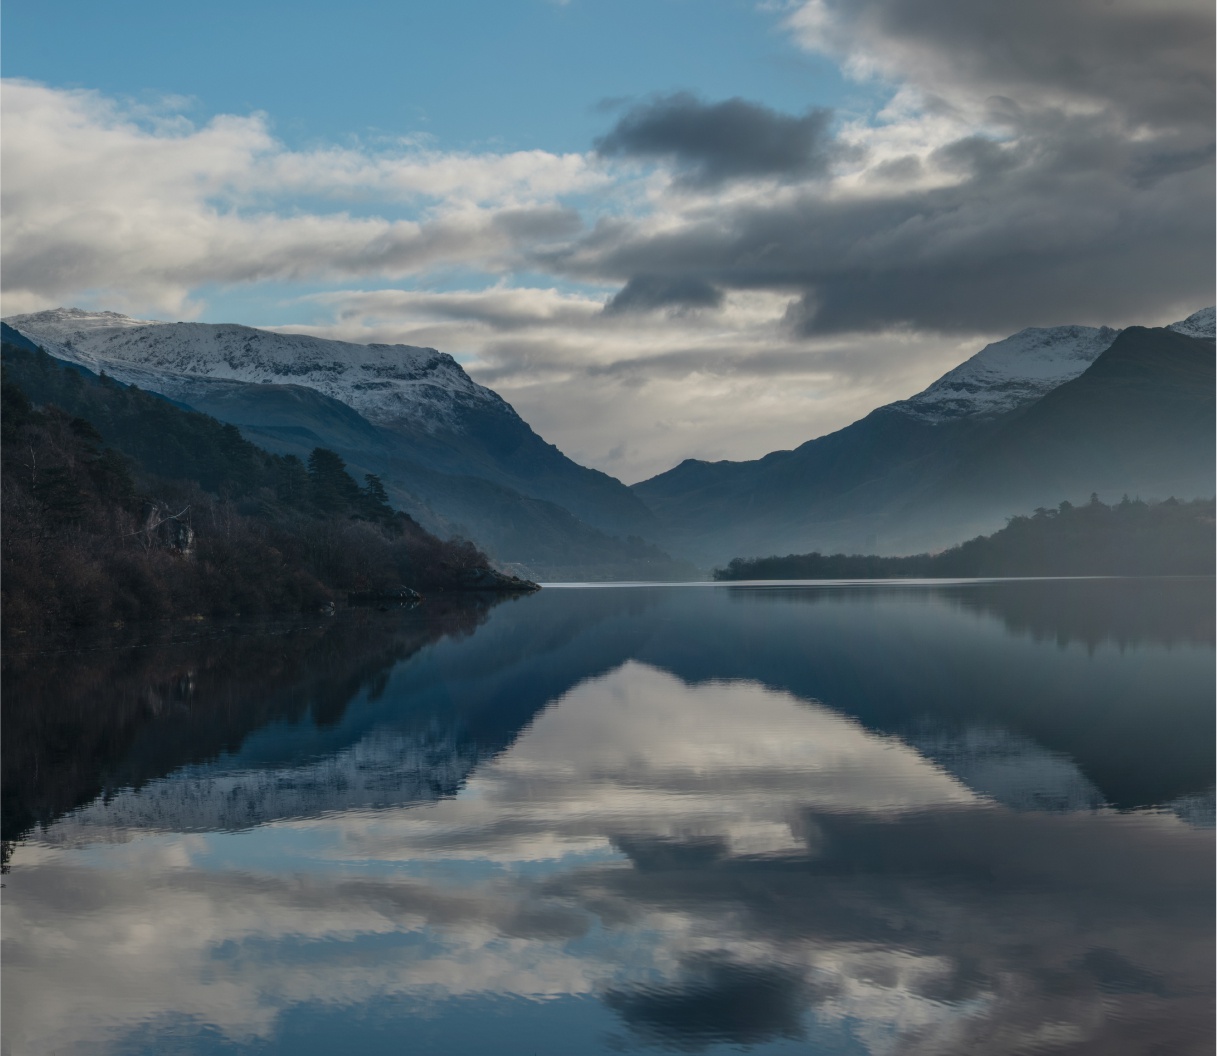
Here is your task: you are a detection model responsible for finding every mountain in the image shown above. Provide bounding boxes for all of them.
[10,305,1211,574]
[633,311,1215,564]
[4,309,689,580]
[932,325,1216,517]
[714,496,1216,579]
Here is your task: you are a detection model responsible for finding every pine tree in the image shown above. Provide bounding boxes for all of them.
[361,473,394,522]
[307,448,362,513]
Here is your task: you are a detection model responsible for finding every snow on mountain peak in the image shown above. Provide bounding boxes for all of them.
[1167,306,1215,340]
[4,308,506,431]
[896,324,1121,423]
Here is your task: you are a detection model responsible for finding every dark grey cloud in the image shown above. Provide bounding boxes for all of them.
[552,1,1216,336]
[866,154,924,182]
[546,149,1212,334]
[596,93,840,187]
[554,22,1214,338]
[813,0,1214,128]
[603,274,723,315]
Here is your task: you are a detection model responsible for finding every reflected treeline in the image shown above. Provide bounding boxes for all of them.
[6,580,1214,851]
[1,598,507,843]
[947,577,1215,650]
[727,576,1216,650]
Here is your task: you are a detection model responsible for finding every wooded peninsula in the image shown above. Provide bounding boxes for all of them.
[1,341,533,640]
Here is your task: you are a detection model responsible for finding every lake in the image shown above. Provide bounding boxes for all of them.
[3,579,1213,1055]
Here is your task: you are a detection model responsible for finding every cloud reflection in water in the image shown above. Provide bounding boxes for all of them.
[4,654,1213,1055]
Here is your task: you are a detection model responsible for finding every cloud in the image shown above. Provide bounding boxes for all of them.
[0,80,603,317]
[286,285,973,481]
[3,0,1211,480]
[784,0,1214,128]
[602,274,723,314]
[548,0,1215,337]
[596,92,840,186]
[550,118,1213,336]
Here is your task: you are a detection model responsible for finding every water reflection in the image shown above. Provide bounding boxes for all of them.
[2,580,1213,1055]
[1,598,506,843]
[727,577,1215,650]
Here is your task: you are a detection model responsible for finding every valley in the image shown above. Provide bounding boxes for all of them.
[6,305,1214,577]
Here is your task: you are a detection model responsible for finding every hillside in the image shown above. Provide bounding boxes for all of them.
[714,496,1216,579]
[937,326,1217,504]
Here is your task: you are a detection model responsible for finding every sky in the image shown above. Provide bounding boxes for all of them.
[3,0,1213,482]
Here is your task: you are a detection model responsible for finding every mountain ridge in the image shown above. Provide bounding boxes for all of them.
[9,305,1212,573]
[633,310,1214,563]
[6,309,688,579]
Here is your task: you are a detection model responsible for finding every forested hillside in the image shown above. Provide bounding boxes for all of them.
[714,496,1216,579]
[1,342,531,639]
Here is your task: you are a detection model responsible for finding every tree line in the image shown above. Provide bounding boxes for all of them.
[714,495,1216,580]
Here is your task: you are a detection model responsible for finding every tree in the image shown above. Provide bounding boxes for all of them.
[307,448,362,513]
[276,455,310,507]
[360,473,394,523]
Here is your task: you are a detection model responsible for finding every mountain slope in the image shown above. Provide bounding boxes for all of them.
[634,312,1214,563]
[5,309,691,579]
[4,308,664,543]
[932,326,1215,514]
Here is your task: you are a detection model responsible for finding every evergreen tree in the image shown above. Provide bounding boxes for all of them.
[307,447,362,513]
[360,473,394,522]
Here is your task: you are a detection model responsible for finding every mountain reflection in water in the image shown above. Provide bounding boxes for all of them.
[3,579,1213,1056]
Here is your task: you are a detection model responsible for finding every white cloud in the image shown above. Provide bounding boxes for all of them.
[279,285,978,480]
[0,80,604,317]
[0,79,1035,483]
[4,0,1209,484]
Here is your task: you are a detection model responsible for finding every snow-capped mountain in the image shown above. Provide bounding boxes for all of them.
[4,307,505,432]
[892,308,1212,423]
[634,309,1215,564]
[3,307,677,577]
[896,325,1122,422]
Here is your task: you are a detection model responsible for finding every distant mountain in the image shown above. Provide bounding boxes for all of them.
[11,306,1212,575]
[634,311,1215,564]
[930,325,1216,522]
[5,309,689,580]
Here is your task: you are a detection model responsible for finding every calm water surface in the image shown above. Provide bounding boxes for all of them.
[3,579,1214,1055]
